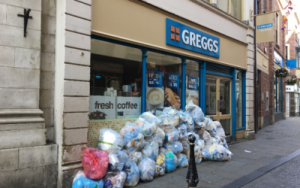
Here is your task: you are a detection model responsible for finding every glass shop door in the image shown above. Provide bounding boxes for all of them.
[205,75,232,137]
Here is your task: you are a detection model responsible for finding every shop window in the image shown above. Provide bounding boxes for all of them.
[146,51,182,112]
[236,71,243,128]
[186,60,199,106]
[89,39,142,120]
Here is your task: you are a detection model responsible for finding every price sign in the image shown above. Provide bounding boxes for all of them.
[188,76,198,90]
[148,71,163,87]
[166,73,180,89]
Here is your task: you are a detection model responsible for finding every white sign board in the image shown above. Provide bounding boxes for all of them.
[116,97,141,119]
[89,96,117,119]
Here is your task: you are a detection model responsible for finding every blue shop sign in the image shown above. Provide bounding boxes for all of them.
[166,73,180,89]
[287,59,297,69]
[257,23,273,29]
[187,77,198,90]
[148,71,162,87]
[166,18,220,58]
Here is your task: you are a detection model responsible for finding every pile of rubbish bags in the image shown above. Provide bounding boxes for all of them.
[72,101,232,188]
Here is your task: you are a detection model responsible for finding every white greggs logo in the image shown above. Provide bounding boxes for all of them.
[181,30,219,53]
[166,18,220,58]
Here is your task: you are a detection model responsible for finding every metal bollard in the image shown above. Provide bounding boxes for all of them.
[186,134,199,188]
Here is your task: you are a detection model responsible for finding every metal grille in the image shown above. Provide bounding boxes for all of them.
[206,63,232,75]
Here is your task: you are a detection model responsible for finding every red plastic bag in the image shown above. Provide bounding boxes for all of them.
[82,147,109,180]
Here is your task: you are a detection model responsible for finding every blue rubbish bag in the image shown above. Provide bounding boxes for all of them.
[72,171,104,188]
[165,151,177,173]
[124,160,140,187]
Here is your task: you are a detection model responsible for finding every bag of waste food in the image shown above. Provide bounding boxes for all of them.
[138,158,156,182]
[165,141,183,154]
[202,144,232,161]
[177,124,188,140]
[155,153,166,176]
[185,100,204,123]
[177,153,188,168]
[120,122,145,152]
[152,128,165,147]
[98,129,124,154]
[165,127,179,143]
[165,150,177,173]
[162,107,180,126]
[82,148,109,180]
[104,171,127,188]
[135,112,159,137]
[141,140,159,162]
[205,118,217,137]
[128,151,142,164]
[108,150,128,171]
[124,160,140,187]
[72,171,104,188]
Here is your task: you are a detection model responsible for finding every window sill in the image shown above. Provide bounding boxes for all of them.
[236,127,246,130]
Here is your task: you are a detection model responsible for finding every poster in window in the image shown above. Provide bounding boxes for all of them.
[186,76,199,106]
[166,73,179,89]
[148,71,162,88]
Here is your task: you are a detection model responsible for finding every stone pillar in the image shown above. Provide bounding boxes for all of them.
[55,0,91,187]
[0,1,57,187]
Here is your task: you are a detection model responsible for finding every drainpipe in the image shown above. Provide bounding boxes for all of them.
[254,0,258,133]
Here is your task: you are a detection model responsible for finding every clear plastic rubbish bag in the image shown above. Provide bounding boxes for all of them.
[199,130,211,143]
[104,171,127,188]
[135,112,159,137]
[82,148,109,180]
[72,171,104,188]
[202,144,232,161]
[157,113,175,131]
[185,100,204,123]
[181,140,190,155]
[177,153,188,168]
[162,107,180,126]
[141,141,159,162]
[165,141,183,154]
[124,160,140,187]
[108,150,128,171]
[98,129,124,154]
[138,158,156,182]
[205,118,217,137]
[165,128,179,143]
[152,128,165,147]
[128,151,142,165]
[155,153,166,176]
[120,122,144,152]
[194,145,203,164]
[177,124,188,140]
[165,151,177,173]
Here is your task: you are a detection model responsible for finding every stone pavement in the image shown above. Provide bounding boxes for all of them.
[134,117,300,188]
[241,154,300,188]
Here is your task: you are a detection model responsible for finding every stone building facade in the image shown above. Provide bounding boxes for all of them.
[0,0,256,187]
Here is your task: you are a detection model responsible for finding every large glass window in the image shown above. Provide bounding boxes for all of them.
[146,51,182,112]
[186,60,199,106]
[89,39,142,120]
[236,71,243,128]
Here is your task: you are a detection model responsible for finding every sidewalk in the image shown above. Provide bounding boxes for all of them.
[134,117,300,188]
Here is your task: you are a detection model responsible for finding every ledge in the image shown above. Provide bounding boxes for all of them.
[0,109,43,116]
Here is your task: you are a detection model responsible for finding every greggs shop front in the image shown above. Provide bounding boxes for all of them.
[88,0,247,144]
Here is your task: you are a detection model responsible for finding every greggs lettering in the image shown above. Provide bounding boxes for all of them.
[166,18,220,58]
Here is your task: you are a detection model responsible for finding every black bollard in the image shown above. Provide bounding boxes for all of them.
[186,134,199,188]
